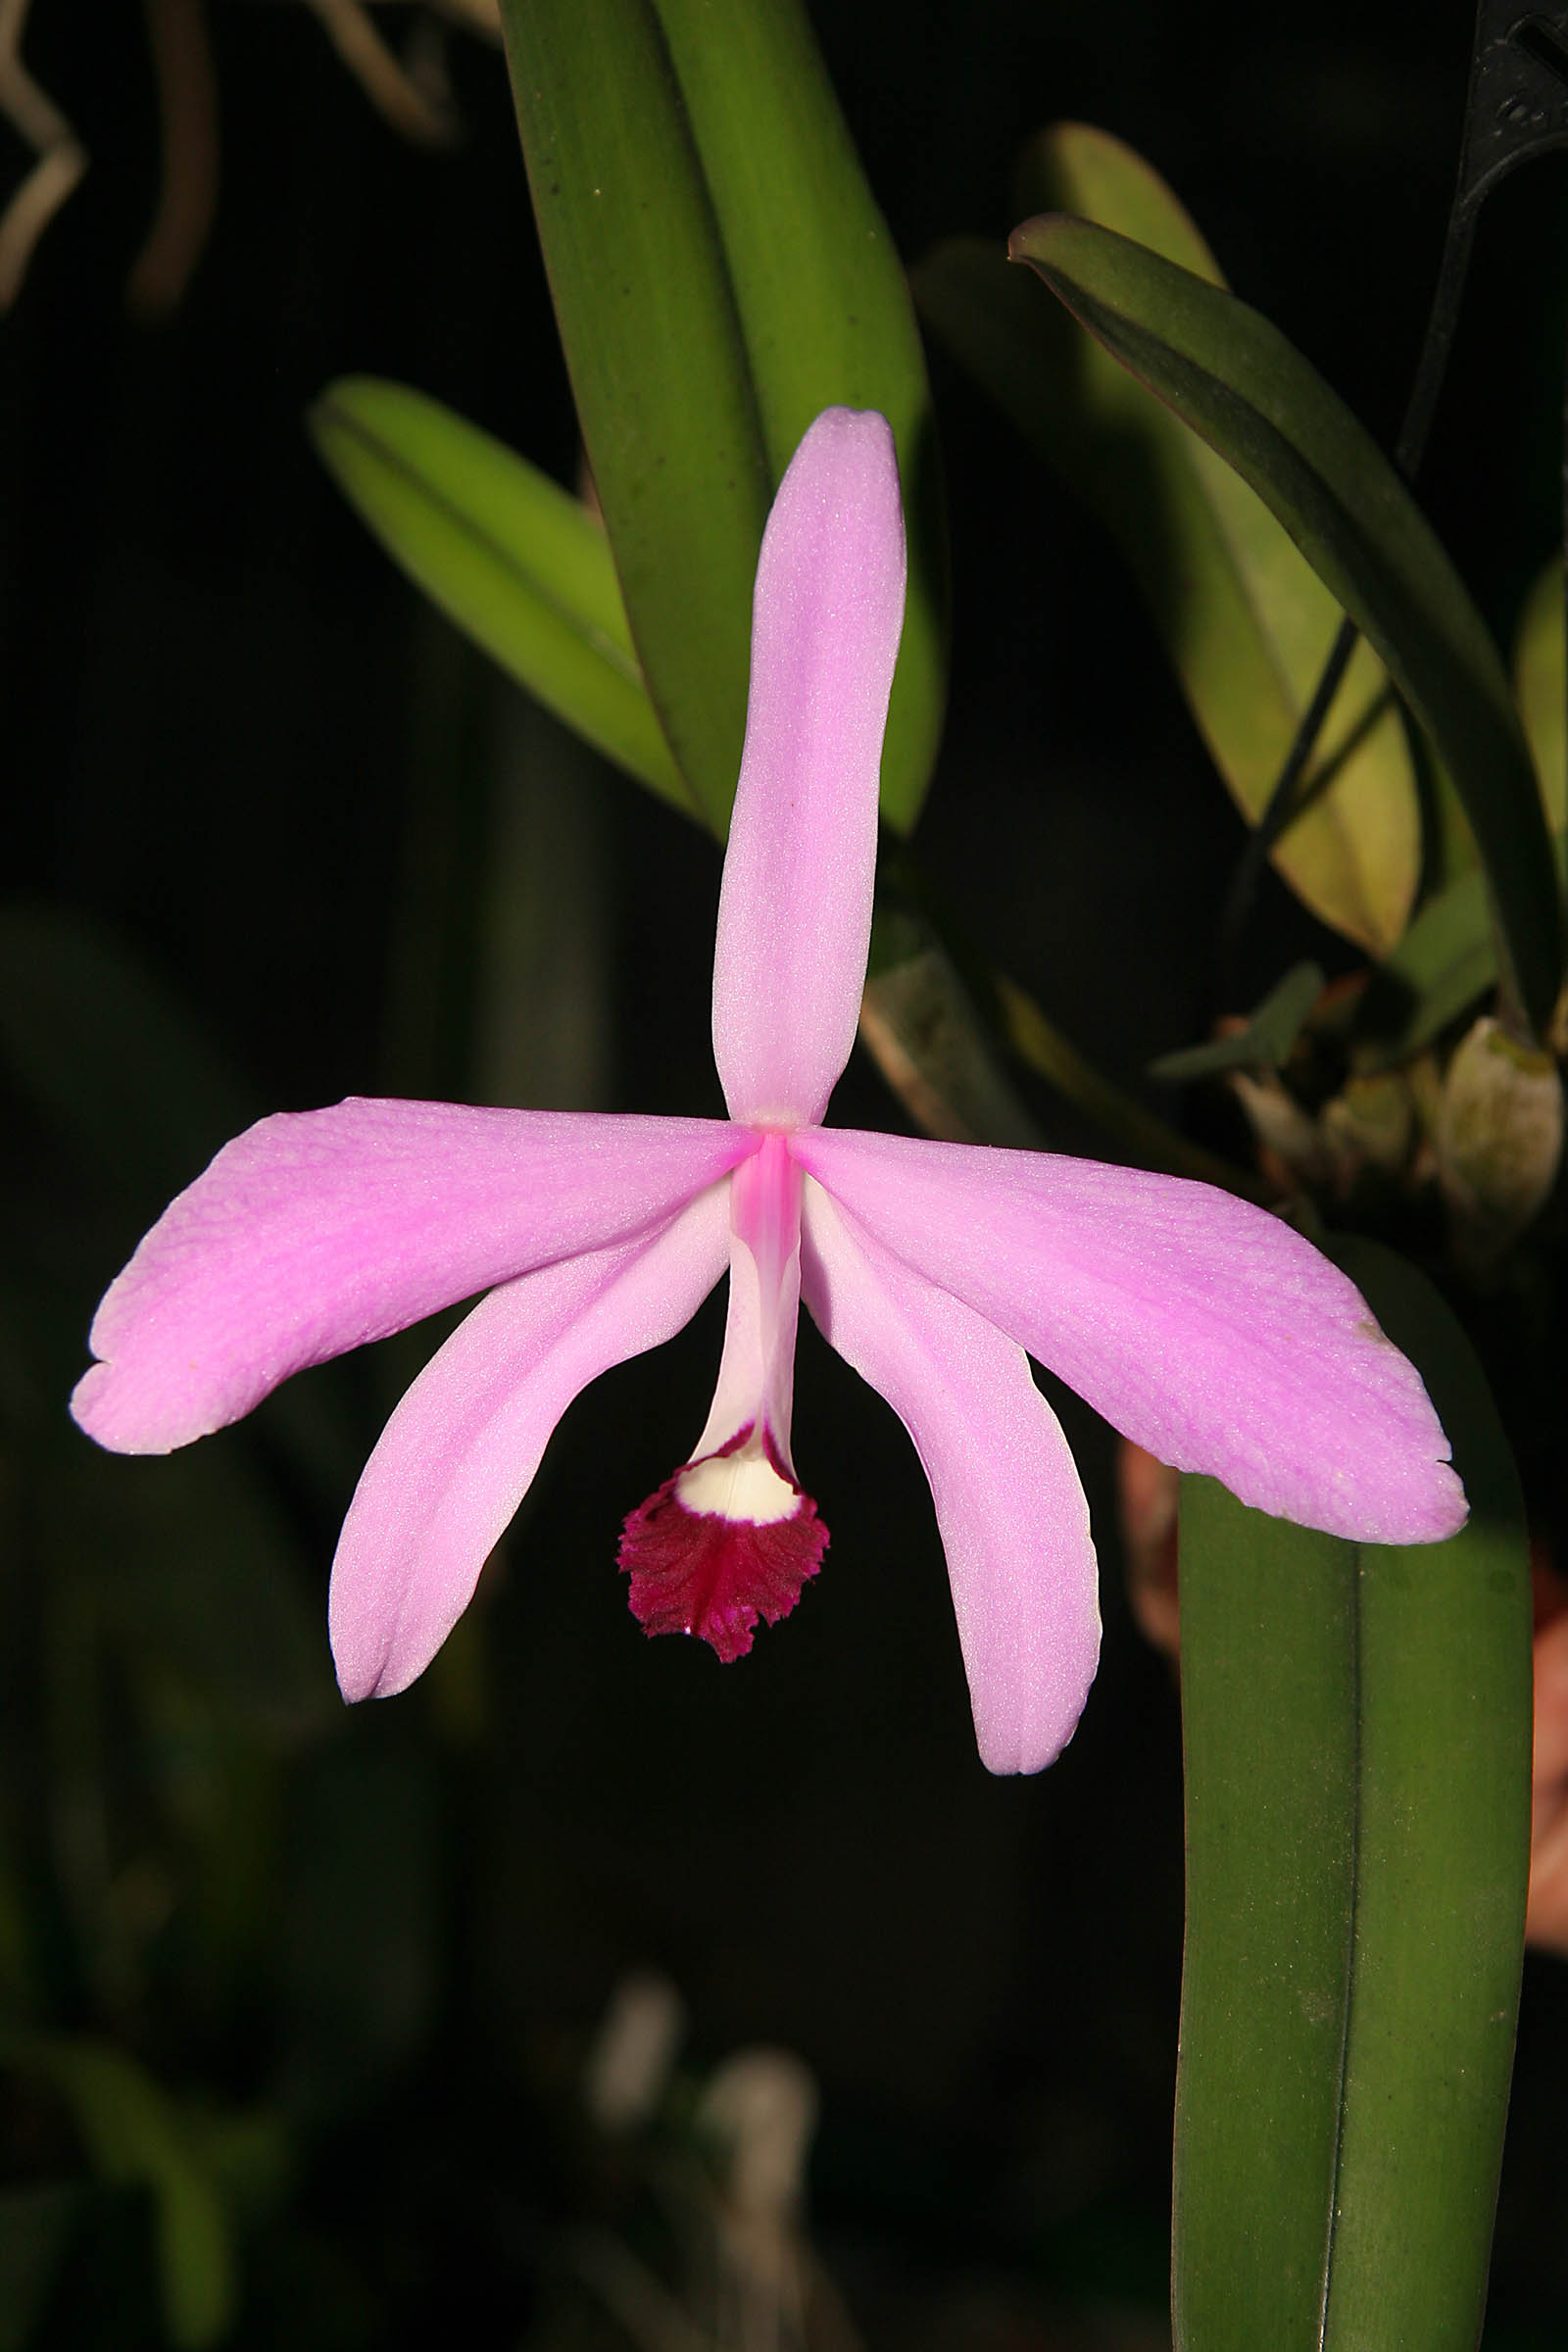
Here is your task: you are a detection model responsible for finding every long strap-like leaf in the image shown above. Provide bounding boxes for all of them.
[1012,216,1564,1037]
[499,0,944,835]
[1174,1242,1530,2352]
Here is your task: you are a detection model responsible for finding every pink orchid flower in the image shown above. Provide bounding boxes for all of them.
[72,408,1465,1774]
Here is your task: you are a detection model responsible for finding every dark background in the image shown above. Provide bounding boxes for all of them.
[3,1,1566,2342]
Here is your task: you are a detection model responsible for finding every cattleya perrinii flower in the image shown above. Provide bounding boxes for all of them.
[73,409,1465,1773]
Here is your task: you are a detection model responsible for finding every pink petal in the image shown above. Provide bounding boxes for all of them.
[801,1179,1101,1775]
[795,1129,1466,1546]
[330,1181,731,1701]
[710,408,906,1128]
[73,1099,750,1453]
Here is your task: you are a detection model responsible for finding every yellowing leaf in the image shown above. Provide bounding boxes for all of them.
[918,122,1420,954]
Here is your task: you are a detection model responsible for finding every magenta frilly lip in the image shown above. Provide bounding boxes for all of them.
[619,1423,827,1663]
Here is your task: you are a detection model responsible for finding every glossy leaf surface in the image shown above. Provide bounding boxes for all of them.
[310,377,691,816]
[499,0,943,834]
[1010,210,1564,1033]
[1174,1242,1530,2352]
[914,124,1419,955]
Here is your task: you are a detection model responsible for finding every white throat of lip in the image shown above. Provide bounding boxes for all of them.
[675,1449,800,1526]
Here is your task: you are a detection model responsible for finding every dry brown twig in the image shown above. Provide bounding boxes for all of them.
[300,0,501,149]
[0,0,88,310]
[127,0,220,318]
[0,0,503,313]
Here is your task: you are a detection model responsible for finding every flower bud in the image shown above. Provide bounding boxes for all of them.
[1437,1016,1565,1266]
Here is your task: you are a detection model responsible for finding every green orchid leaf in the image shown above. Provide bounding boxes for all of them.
[1174,1242,1529,2352]
[1150,959,1323,1082]
[647,0,945,833]
[1011,122,1215,278]
[498,0,762,833]
[1173,1494,1353,2349]
[1349,565,1568,1069]
[1356,869,1495,1068]
[310,378,692,816]
[1,2035,235,2350]
[914,125,1419,956]
[1512,552,1567,843]
[1422,744,1483,894]
[497,0,943,835]
[1010,210,1564,1035]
